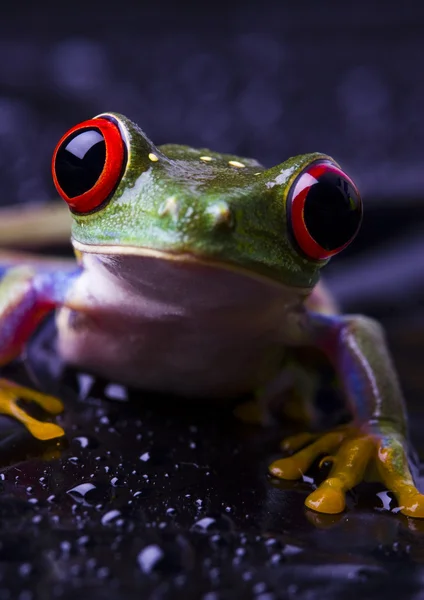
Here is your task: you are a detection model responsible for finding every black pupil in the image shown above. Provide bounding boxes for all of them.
[303,170,362,250]
[55,128,106,198]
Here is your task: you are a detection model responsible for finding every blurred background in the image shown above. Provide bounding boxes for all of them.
[1,1,423,320]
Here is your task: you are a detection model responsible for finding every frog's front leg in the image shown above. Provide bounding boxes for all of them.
[269,311,424,517]
[0,264,78,440]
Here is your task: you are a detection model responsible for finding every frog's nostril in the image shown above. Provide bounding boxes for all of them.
[206,201,234,229]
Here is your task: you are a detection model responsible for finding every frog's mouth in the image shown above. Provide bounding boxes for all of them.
[72,239,313,295]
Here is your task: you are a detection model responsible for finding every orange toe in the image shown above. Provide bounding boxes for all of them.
[269,457,303,480]
[305,485,346,514]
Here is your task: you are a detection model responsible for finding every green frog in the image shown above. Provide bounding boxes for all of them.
[0,112,422,517]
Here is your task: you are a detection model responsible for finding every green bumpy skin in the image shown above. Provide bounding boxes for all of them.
[71,113,329,289]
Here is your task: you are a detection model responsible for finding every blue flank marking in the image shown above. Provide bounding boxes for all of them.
[309,310,372,423]
[0,264,12,280]
[344,364,369,422]
[37,267,82,304]
[0,263,82,304]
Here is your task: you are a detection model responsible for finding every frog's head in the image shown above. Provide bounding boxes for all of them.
[52,113,362,289]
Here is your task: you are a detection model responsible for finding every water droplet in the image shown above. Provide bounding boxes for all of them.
[67,482,111,507]
[19,563,32,577]
[67,482,96,505]
[139,452,150,462]
[137,537,193,574]
[283,544,303,556]
[104,383,128,402]
[253,583,268,595]
[60,541,71,554]
[101,509,121,525]
[137,544,165,573]
[97,566,110,579]
[265,538,277,547]
[77,373,94,399]
[209,533,230,548]
[77,535,90,546]
[376,490,393,511]
[73,436,98,449]
[192,517,216,532]
[166,507,177,516]
[191,514,234,533]
[110,477,125,487]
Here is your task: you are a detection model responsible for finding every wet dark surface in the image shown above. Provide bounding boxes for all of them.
[0,316,423,599]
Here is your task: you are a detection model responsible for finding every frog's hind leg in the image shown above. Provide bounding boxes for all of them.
[270,279,424,517]
[0,262,79,440]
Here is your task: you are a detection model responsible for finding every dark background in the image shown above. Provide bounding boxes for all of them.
[2,2,424,316]
[2,3,424,599]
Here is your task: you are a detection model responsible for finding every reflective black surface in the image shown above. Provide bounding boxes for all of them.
[0,316,423,599]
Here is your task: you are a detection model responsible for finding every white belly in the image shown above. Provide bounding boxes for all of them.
[56,253,308,398]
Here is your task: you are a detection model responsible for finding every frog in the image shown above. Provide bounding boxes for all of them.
[0,111,423,518]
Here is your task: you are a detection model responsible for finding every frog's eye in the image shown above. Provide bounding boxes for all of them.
[52,117,126,213]
[287,161,362,261]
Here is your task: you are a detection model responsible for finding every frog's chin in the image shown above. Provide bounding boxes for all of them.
[71,239,314,293]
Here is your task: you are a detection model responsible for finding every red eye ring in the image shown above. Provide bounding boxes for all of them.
[287,161,362,261]
[52,117,126,214]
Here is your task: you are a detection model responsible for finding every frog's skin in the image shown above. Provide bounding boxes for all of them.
[0,112,422,518]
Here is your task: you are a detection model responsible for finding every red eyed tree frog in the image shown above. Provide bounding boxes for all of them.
[0,112,422,518]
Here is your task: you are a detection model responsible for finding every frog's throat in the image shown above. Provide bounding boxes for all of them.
[71,239,314,295]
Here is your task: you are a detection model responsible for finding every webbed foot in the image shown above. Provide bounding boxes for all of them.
[269,423,424,518]
[0,378,64,440]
